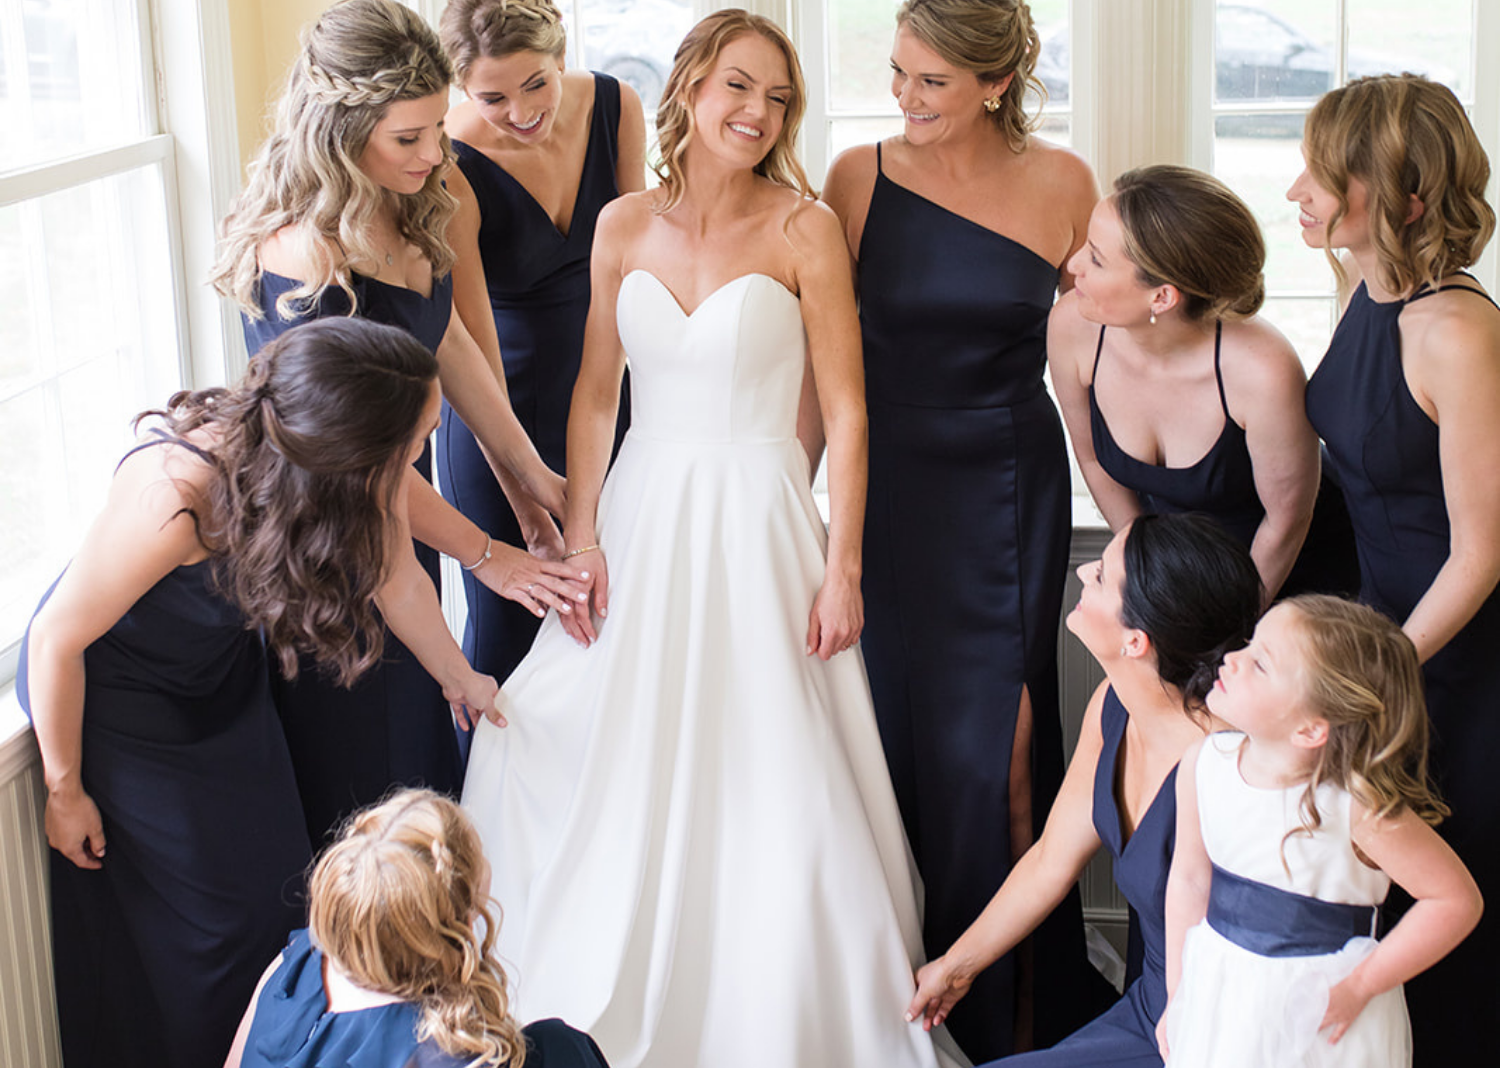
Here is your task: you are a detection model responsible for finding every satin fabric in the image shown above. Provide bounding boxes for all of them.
[463,270,964,1068]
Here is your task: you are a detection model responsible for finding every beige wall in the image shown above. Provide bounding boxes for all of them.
[229,0,333,171]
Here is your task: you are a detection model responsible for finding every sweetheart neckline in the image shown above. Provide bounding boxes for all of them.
[623,269,797,319]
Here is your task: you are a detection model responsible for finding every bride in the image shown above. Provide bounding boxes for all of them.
[462,10,963,1067]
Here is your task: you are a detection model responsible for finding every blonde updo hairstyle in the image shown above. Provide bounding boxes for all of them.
[653,8,814,215]
[309,789,526,1068]
[896,0,1042,152]
[1275,596,1448,856]
[440,0,567,86]
[1111,165,1267,322]
[1303,73,1495,295]
[212,0,457,320]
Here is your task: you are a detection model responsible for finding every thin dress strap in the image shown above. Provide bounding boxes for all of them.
[1404,276,1500,311]
[116,427,216,471]
[1092,325,1106,380]
[1211,320,1231,420]
[875,140,883,173]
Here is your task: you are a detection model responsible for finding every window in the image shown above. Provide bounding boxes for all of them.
[1201,0,1485,372]
[0,0,189,685]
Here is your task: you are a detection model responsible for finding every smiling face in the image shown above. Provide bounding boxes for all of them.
[1067,198,1159,326]
[1066,528,1132,660]
[1287,149,1372,253]
[462,50,566,145]
[688,33,793,168]
[1206,604,1317,742]
[888,22,1007,146]
[356,92,450,195]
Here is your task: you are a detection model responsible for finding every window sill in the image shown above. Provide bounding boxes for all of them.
[0,683,39,784]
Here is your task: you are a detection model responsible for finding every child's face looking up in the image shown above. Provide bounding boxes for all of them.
[1206,605,1318,744]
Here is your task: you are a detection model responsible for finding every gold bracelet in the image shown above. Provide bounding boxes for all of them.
[562,543,600,560]
[461,533,492,571]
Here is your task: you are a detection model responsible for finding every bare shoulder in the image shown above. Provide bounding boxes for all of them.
[257,224,335,282]
[823,144,878,210]
[1022,138,1097,200]
[1219,315,1307,399]
[1048,290,1097,364]
[1403,278,1500,387]
[786,193,844,247]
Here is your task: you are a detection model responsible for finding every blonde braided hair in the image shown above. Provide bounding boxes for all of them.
[441,0,567,83]
[211,0,457,320]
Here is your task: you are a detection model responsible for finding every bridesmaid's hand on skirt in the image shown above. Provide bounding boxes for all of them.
[557,545,607,648]
[906,953,972,1030]
[807,569,863,660]
[444,669,502,730]
[46,784,107,870]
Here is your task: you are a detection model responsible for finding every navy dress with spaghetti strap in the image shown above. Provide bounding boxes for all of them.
[240,929,611,1068]
[17,432,311,1068]
[985,688,1175,1067]
[1305,279,1500,1065]
[856,142,1095,1059]
[244,270,462,844]
[440,72,629,686]
[1089,323,1356,597]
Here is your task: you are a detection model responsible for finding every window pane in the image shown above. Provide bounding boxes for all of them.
[0,164,179,647]
[828,0,902,113]
[1212,124,1334,294]
[1347,0,1473,101]
[566,0,693,112]
[1214,1,1337,104]
[0,0,150,170]
[1261,296,1337,375]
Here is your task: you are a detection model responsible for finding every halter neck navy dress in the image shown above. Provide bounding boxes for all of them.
[244,270,462,844]
[989,688,1175,1067]
[240,929,610,1068]
[18,433,310,1068]
[856,143,1087,1060]
[1305,279,1500,1065]
[440,72,629,686]
[1089,324,1356,598]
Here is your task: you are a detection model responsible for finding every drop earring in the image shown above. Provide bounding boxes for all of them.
[1149,309,1157,325]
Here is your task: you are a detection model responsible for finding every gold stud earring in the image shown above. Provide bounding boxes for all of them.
[983,96,1001,113]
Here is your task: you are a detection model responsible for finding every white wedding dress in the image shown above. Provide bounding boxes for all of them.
[462,270,965,1068]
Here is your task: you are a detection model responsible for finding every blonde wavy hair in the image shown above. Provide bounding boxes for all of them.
[1112,165,1266,322]
[440,0,566,85]
[1303,74,1495,296]
[896,0,1042,153]
[212,0,458,320]
[652,9,814,215]
[310,789,526,1068]
[1276,595,1448,857]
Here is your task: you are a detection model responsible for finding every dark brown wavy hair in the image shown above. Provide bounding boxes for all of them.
[141,317,438,684]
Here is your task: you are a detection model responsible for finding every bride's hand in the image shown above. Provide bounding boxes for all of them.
[558,544,608,647]
[474,542,591,619]
[806,567,862,660]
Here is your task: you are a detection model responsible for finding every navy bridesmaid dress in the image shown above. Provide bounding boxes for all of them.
[1305,279,1500,1065]
[987,688,1174,1068]
[1088,323,1357,598]
[19,435,310,1068]
[240,929,611,1068]
[856,142,1092,1059]
[440,72,629,686]
[244,270,462,844]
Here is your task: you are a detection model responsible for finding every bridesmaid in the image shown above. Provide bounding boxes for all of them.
[1049,165,1325,602]
[1292,73,1500,1065]
[19,319,499,1068]
[823,0,1097,1056]
[438,0,646,685]
[211,0,584,843]
[907,514,1262,1068]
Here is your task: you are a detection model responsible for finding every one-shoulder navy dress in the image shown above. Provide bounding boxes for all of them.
[241,929,611,1068]
[856,143,1087,1059]
[1305,279,1500,1065]
[1089,324,1357,598]
[18,434,310,1068]
[987,688,1175,1067]
[441,72,629,685]
[244,271,462,843]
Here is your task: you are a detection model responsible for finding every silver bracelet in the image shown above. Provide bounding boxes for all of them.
[461,533,493,571]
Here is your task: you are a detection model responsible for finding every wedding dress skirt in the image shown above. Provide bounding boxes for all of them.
[463,270,964,1068]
